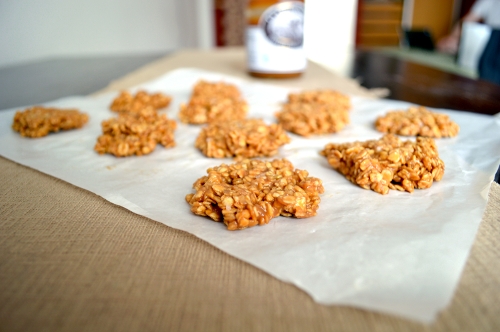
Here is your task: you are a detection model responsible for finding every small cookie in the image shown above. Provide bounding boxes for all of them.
[12,106,89,138]
[288,90,351,111]
[179,80,248,124]
[110,90,171,113]
[276,102,350,137]
[195,118,290,159]
[95,107,176,157]
[321,134,445,195]
[276,89,351,137]
[185,159,324,230]
[375,106,459,138]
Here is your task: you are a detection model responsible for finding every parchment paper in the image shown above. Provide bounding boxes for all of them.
[1,68,499,323]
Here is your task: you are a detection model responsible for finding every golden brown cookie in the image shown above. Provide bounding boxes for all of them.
[375,106,459,138]
[321,134,445,195]
[110,90,171,114]
[195,118,290,159]
[287,90,351,111]
[179,80,248,124]
[276,89,351,137]
[95,107,176,157]
[12,106,89,138]
[185,159,324,230]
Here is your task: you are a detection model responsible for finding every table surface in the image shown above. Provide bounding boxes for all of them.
[2,49,500,114]
[1,47,499,332]
[0,53,167,111]
[353,50,500,116]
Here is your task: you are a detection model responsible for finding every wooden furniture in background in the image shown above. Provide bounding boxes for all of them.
[352,50,500,115]
[356,0,403,47]
[214,0,245,46]
[411,0,455,43]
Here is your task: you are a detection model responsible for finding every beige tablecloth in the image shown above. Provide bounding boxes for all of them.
[1,48,499,332]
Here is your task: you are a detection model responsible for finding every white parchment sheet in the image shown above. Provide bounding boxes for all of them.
[1,69,499,323]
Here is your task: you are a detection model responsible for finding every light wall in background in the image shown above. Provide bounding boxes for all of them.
[0,0,215,68]
[402,0,415,28]
[1,0,360,75]
[304,0,358,76]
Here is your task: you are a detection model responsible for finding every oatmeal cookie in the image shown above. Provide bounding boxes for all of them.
[95,107,176,157]
[276,89,351,136]
[195,118,290,159]
[12,106,89,138]
[287,90,351,111]
[276,102,350,137]
[110,90,171,113]
[185,159,324,230]
[320,134,445,195]
[179,80,248,124]
[375,106,459,138]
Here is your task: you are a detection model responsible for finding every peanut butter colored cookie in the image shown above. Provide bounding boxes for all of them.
[186,159,324,230]
[12,106,88,138]
[321,134,445,195]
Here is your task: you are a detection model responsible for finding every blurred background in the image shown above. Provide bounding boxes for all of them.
[0,0,491,79]
[0,0,213,68]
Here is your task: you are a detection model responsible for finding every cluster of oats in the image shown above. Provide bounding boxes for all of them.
[110,90,172,114]
[195,118,290,159]
[288,90,352,110]
[375,106,460,138]
[185,159,324,230]
[95,107,176,157]
[321,134,445,195]
[12,106,89,138]
[276,90,351,137]
[178,80,248,124]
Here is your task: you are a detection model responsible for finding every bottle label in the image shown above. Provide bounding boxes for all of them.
[246,1,306,73]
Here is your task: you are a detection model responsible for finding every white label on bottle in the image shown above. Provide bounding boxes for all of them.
[246,2,306,73]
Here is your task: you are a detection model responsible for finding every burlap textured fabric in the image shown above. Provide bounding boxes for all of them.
[1,48,499,332]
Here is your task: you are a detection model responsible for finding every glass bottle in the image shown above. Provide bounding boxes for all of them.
[246,0,306,78]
